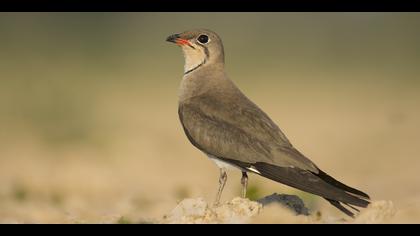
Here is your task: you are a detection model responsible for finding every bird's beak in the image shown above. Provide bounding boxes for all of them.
[166,34,192,47]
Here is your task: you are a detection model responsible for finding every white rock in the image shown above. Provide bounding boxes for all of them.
[163,197,262,224]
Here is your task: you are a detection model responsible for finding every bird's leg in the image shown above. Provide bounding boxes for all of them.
[241,171,248,198]
[215,168,227,205]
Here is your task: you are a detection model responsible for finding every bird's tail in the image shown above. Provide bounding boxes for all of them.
[315,169,370,217]
[250,162,370,217]
[315,169,370,200]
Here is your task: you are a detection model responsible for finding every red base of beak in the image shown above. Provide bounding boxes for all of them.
[176,38,191,46]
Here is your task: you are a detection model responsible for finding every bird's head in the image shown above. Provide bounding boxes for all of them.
[166,29,225,74]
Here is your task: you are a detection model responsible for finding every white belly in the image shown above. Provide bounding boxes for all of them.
[206,154,261,174]
[207,154,242,170]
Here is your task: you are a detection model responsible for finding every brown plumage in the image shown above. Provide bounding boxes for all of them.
[167,29,370,217]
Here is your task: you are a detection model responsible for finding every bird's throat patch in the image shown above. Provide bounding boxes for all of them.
[182,45,207,74]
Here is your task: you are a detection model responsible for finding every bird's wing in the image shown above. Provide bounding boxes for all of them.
[178,93,318,172]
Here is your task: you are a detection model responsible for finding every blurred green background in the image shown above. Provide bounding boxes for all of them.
[0,13,419,223]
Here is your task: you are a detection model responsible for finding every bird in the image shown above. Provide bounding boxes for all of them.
[166,29,370,217]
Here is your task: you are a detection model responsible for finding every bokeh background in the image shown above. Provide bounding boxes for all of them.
[0,12,419,223]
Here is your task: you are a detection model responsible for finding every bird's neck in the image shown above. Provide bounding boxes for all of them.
[179,62,226,102]
[184,58,206,75]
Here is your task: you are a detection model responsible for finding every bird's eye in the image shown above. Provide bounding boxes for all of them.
[197,34,209,44]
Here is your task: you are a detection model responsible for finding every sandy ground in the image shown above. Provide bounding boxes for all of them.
[163,197,396,224]
[0,78,419,224]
